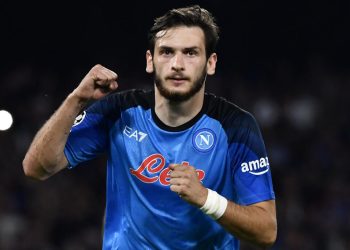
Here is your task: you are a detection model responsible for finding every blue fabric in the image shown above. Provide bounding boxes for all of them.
[64,92,275,250]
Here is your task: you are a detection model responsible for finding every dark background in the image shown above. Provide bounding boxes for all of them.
[1,0,350,249]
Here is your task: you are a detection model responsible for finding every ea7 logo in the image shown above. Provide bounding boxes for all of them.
[123,125,147,142]
[241,157,270,175]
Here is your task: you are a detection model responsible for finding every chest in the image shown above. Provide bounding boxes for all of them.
[110,108,231,189]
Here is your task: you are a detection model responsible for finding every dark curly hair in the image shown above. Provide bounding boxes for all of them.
[148,5,220,59]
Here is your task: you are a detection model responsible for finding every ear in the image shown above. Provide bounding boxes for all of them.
[206,53,217,75]
[146,50,154,73]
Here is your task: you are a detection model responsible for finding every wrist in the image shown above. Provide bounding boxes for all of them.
[200,188,228,220]
[67,92,89,111]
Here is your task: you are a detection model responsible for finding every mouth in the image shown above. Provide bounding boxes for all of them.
[166,75,189,85]
[169,79,187,86]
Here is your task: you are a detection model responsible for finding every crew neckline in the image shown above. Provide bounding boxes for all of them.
[151,95,209,132]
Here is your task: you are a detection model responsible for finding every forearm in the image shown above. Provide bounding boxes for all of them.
[168,165,277,247]
[217,200,277,248]
[23,93,87,180]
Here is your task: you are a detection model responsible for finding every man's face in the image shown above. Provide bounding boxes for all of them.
[146,26,216,102]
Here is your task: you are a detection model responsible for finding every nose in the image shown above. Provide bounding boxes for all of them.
[171,53,185,71]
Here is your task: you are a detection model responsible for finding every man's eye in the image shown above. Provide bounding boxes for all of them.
[186,50,197,56]
[161,49,172,55]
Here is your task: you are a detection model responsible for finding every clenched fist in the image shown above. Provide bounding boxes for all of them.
[72,64,118,102]
[169,163,208,207]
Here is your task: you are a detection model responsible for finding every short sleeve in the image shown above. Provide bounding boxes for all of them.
[228,112,275,205]
[64,96,116,168]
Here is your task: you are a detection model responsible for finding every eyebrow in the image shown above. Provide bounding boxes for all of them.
[158,46,201,51]
[183,46,200,51]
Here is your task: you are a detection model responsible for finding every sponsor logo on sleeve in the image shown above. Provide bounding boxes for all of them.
[241,157,270,175]
[73,111,86,127]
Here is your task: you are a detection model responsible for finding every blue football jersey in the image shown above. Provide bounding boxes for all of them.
[64,89,275,250]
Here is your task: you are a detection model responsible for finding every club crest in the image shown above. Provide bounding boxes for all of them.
[192,128,216,152]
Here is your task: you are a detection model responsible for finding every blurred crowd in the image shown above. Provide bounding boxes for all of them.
[0,53,349,250]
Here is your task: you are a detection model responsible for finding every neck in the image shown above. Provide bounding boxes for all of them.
[154,87,205,127]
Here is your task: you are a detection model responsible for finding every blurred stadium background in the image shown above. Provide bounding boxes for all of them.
[1,0,350,249]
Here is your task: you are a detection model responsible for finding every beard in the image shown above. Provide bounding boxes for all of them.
[154,66,207,102]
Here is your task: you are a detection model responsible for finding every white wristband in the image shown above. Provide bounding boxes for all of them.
[200,188,228,220]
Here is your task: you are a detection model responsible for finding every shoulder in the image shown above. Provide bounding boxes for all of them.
[204,93,262,141]
[204,92,257,127]
[117,88,154,109]
[87,89,153,113]
[84,89,153,122]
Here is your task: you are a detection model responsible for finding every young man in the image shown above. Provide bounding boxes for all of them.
[23,5,277,250]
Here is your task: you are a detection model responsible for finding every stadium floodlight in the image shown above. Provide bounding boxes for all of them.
[0,110,13,131]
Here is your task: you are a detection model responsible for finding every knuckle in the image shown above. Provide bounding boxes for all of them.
[184,173,192,179]
[180,179,188,186]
